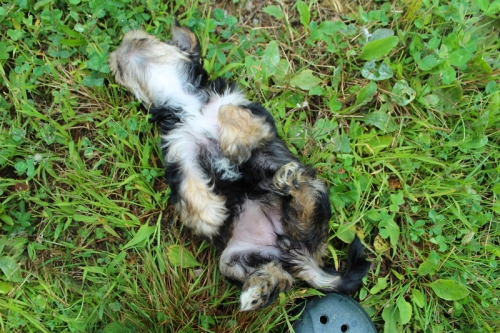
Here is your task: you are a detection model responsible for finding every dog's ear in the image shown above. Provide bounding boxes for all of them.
[171,21,200,55]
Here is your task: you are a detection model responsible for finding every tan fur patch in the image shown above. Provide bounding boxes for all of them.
[290,179,327,228]
[218,104,274,164]
[273,162,329,262]
[178,173,228,238]
[272,163,326,228]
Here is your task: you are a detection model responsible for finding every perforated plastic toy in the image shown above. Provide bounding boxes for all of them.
[293,293,377,333]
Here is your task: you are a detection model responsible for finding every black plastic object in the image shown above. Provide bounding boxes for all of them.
[293,293,377,333]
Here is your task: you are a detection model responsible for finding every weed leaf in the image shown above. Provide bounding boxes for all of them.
[244,55,261,78]
[441,64,456,84]
[390,191,404,212]
[459,136,488,149]
[73,215,97,223]
[102,321,135,333]
[418,55,443,71]
[485,244,500,257]
[411,289,425,308]
[0,256,21,282]
[122,224,155,250]
[263,5,284,20]
[290,70,322,90]
[0,214,14,226]
[369,277,388,294]
[485,1,500,16]
[356,81,377,105]
[296,1,310,28]
[373,234,390,253]
[359,36,399,60]
[262,41,280,75]
[391,80,416,106]
[361,60,393,81]
[417,259,438,276]
[448,49,473,67]
[477,0,489,11]
[428,279,469,301]
[334,133,351,153]
[315,21,347,37]
[378,213,400,246]
[418,250,440,276]
[0,280,13,294]
[363,136,393,155]
[167,245,200,268]
[368,28,395,42]
[362,111,398,133]
[492,183,500,195]
[382,305,399,333]
[398,299,412,325]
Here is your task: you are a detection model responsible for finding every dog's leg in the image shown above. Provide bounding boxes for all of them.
[218,104,275,165]
[272,161,331,262]
[164,129,228,239]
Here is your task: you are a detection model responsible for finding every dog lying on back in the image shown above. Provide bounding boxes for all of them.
[108,23,370,311]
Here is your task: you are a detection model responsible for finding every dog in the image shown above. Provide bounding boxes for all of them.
[108,22,370,311]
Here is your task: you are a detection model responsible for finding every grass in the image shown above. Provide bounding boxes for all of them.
[0,0,499,332]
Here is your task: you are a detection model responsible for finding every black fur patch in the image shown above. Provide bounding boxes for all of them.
[148,105,182,134]
[164,161,183,206]
[337,236,371,293]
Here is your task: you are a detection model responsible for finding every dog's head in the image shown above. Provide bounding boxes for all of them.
[109,24,204,107]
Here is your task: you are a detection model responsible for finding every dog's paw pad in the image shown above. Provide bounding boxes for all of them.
[273,162,305,194]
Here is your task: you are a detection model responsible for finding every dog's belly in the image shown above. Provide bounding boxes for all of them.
[221,199,284,278]
[229,199,283,247]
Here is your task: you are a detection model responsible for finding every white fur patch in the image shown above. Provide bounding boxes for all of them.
[163,127,228,238]
[209,155,241,181]
[240,285,261,311]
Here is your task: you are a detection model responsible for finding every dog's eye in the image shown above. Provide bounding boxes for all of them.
[251,300,258,305]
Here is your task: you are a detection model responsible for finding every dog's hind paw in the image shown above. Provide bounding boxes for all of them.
[240,262,293,311]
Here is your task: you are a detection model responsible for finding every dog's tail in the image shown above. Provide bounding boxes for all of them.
[287,236,371,293]
[332,235,372,293]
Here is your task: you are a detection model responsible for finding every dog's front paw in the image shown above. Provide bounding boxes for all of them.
[218,104,273,165]
[272,162,307,195]
[240,262,293,311]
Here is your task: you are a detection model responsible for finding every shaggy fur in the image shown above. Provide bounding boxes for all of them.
[108,23,370,311]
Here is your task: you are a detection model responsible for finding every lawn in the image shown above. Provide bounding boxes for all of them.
[0,0,499,332]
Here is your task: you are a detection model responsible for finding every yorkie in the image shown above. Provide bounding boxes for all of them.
[108,23,370,311]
